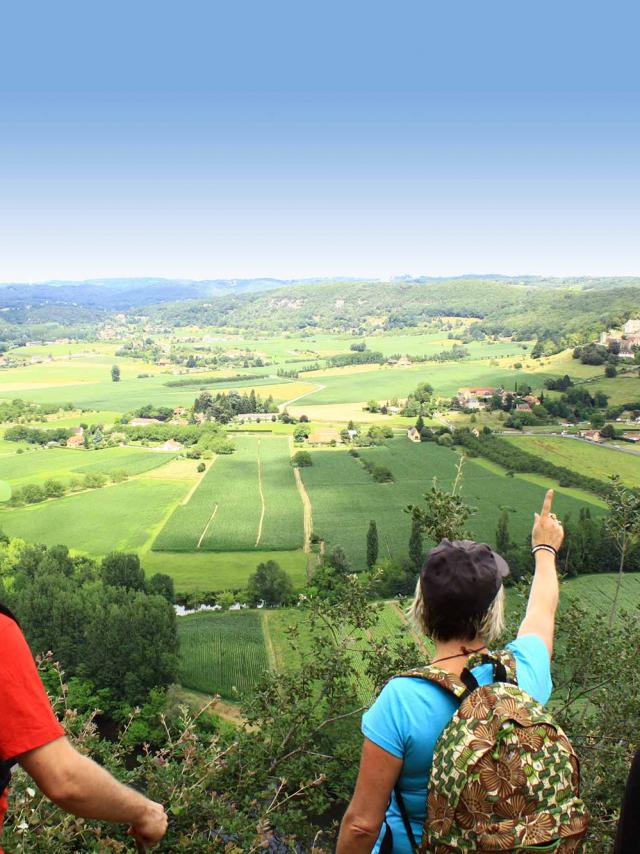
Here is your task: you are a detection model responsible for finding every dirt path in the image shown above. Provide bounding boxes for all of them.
[289,437,313,553]
[279,383,325,410]
[255,439,265,547]
[261,611,278,670]
[196,503,218,549]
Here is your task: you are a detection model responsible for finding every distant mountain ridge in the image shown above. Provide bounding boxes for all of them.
[1,275,639,313]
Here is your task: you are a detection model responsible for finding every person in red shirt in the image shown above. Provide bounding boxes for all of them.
[0,607,168,851]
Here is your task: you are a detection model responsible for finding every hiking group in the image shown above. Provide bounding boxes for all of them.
[0,489,638,852]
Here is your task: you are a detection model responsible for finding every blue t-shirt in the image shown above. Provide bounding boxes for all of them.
[361,634,552,854]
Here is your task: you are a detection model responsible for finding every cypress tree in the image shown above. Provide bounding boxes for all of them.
[409,515,423,571]
[496,510,511,554]
[366,520,379,570]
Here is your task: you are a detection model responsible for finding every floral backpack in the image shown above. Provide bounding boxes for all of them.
[382,650,589,853]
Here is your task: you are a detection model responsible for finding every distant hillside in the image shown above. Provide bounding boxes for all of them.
[0,277,327,310]
[144,277,640,346]
[1,275,640,346]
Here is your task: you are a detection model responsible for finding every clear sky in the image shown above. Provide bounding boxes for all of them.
[1,0,639,281]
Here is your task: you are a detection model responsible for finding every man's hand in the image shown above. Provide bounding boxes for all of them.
[129,800,168,849]
[531,489,564,552]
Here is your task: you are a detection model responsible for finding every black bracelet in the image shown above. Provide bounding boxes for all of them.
[531,544,557,557]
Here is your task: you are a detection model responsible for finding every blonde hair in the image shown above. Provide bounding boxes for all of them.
[408,580,505,646]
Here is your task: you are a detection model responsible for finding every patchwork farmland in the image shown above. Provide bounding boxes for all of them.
[300,438,603,569]
[153,434,304,552]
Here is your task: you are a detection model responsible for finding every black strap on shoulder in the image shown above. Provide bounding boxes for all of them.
[393,784,419,852]
[458,667,480,703]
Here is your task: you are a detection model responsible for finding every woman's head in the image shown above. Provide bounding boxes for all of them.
[408,538,509,645]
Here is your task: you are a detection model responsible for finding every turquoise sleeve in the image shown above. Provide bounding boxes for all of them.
[508,633,553,704]
[361,679,406,759]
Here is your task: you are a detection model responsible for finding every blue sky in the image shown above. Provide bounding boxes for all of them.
[1,0,639,281]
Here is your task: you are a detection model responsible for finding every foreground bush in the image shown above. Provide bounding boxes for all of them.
[3,575,640,850]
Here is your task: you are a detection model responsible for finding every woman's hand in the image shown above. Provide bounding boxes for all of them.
[531,489,564,552]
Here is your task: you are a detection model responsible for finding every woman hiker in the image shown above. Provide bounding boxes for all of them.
[336,489,566,853]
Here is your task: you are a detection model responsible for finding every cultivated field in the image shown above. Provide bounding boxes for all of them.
[504,435,640,488]
[297,362,555,407]
[191,573,640,708]
[177,610,270,699]
[153,434,304,552]
[0,478,186,554]
[0,444,177,492]
[301,438,603,569]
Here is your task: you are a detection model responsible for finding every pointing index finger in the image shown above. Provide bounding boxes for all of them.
[541,488,554,516]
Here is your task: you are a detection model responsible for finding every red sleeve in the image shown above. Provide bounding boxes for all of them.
[0,616,64,759]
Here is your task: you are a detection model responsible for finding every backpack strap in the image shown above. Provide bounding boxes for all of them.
[379,785,419,853]
[395,664,472,701]
[464,648,518,686]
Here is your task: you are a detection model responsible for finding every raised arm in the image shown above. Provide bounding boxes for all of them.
[518,489,564,657]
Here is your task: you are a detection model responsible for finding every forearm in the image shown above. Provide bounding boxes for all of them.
[52,753,149,822]
[527,550,559,614]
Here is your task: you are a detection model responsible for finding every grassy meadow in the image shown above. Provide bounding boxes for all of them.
[0,478,186,554]
[504,435,640,488]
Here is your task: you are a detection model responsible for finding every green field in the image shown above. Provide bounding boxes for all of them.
[153,434,303,551]
[0,478,186,554]
[301,439,603,569]
[560,573,640,612]
[142,549,308,593]
[300,362,554,406]
[504,435,640,488]
[0,445,176,491]
[184,572,640,705]
[177,610,270,699]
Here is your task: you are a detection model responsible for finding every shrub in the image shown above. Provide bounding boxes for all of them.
[291,450,312,467]
[197,462,206,473]
[43,479,66,499]
[83,472,107,489]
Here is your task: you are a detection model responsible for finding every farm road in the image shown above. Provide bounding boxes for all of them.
[255,439,266,547]
[279,383,325,409]
[289,437,313,553]
[197,504,219,549]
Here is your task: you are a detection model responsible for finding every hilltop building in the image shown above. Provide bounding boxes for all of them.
[599,318,640,357]
[456,387,501,409]
[578,429,603,443]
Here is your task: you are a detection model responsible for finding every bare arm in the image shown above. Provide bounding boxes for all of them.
[19,737,167,848]
[336,738,402,854]
[518,489,564,657]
